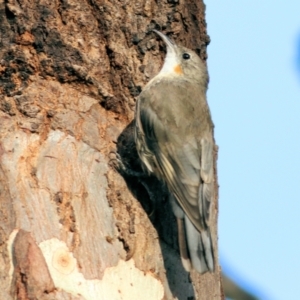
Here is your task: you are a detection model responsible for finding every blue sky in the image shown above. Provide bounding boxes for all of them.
[205,1,300,299]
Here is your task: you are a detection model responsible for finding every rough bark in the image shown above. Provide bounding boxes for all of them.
[0,0,223,299]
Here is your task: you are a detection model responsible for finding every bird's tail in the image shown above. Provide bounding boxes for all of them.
[177,215,214,274]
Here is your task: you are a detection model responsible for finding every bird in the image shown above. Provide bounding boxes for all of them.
[134,30,215,274]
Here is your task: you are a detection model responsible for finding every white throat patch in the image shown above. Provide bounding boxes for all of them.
[158,50,180,76]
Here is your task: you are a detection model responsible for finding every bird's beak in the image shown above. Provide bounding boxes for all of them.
[153,30,176,53]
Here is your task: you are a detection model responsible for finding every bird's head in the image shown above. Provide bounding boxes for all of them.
[153,30,208,85]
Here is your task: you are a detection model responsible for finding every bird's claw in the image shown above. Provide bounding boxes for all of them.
[109,151,146,177]
[109,151,125,172]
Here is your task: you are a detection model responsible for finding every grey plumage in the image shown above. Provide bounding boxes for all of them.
[135,30,215,274]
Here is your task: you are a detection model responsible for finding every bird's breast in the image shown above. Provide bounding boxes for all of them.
[143,78,211,135]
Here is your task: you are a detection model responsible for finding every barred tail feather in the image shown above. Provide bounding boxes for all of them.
[177,218,192,272]
[184,215,214,274]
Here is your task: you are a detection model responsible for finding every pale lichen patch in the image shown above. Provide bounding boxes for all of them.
[52,247,77,275]
[39,238,164,300]
[7,229,20,281]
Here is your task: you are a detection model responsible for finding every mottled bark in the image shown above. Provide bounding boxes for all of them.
[0,0,222,299]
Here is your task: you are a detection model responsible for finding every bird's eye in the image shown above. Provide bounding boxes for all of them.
[182,53,190,60]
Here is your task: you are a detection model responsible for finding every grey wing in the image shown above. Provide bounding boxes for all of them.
[136,98,214,232]
[135,98,158,174]
[199,137,214,224]
[160,135,214,231]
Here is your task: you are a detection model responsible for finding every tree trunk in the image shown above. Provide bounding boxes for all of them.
[0,0,223,299]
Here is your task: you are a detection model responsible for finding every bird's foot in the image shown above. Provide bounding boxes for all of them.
[109,151,146,177]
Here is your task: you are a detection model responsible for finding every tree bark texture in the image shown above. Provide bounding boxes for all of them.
[0,0,223,299]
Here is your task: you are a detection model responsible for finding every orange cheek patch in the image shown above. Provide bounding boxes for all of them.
[174,64,183,74]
